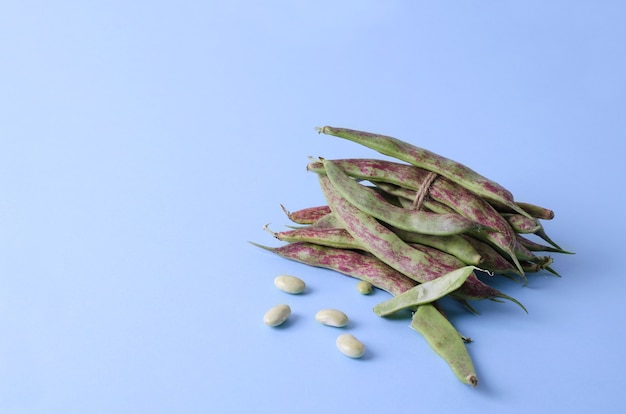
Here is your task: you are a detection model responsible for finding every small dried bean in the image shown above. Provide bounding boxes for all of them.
[315,309,349,327]
[356,280,373,294]
[263,304,291,327]
[274,275,306,294]
[336,333,365,358]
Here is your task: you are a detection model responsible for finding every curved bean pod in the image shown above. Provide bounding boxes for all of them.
[410,304,478,387]
[460,235,525,280]
[281,204,331,224]
[513,202,555,220]
[374,181,456,214]
[318,174,521,306]
[504,214,541,234]
[264,224,361,250]
[308,158,523,274]
[373,266,478,316]
[409,243,526,312]
[319,159,489,236]
[387,225,483,266]
[249,241,417,296]
[316,126,531,220]
[310,211,343,229]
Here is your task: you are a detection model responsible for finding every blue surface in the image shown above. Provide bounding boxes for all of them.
[1,1,625,413]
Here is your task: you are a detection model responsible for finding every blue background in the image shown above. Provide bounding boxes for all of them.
[1,1,624,413]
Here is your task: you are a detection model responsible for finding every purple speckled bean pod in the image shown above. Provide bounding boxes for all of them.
[460,235,525,280]
[502,201,555,220]
[317,126,532,219]
[504,214,541,234]
[249,241,417,296]
[408,243,526,312]
[318,174,522,306]
[264,225,361,250]
[280,204,331,224]
[318,159,490,236]
[309,212,343,229]
[310,159,524,274]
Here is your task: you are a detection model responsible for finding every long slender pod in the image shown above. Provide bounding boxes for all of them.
[316,126,532,219]
[280,204,331,224]
[514,202,555,220]
[409,243,526,312]
[310,212,343,229]
[318,174,520,305]
[318,159,489,236]
[373,266,478,316]
[387,225,483,266]
[504,214,542,234]
[309,158,524,274]
[410,304,478,387]
[460,235,525,280]
[249,241,417,296]
[264,225,361,250]
[375,181,457,214]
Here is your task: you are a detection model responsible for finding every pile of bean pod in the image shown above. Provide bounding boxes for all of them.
[251,126,572,387]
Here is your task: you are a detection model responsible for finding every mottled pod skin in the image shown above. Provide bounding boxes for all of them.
[504,214,541,234]
[281,204,331,224]
[319,159,490,236]
[409,243,526,311]
[461,235,523,277]
[410,304,478,387]
[266,225,361,250]
[311,158,524,275]
[318,175,522,306]
[317,126,532,220]
[387,225,483,266]
[249,241,417,296]
[514,202,555,220]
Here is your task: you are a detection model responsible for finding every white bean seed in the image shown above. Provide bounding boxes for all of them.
[315,309,349,327]
[274,275,306,294]
[263,304,291,327]
[356,280,372,295]
[336,333,365,358]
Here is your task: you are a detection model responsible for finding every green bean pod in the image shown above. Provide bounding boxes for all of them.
[318,159,490,236]
[410,304,478,387]
[249,241,417,296]
[373,266,478,316]
[281,204,332,224]
[318,174,520,305]
[409,243,526,312]
[460,235,525,280]
[387,225,483,266]
[308,158,524,274]
[310,211,342,229]
[514,202,555,220]
[375,181,457,214]
[317,126,531,220]
[264,225,360,250]
[504,214,542,234]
